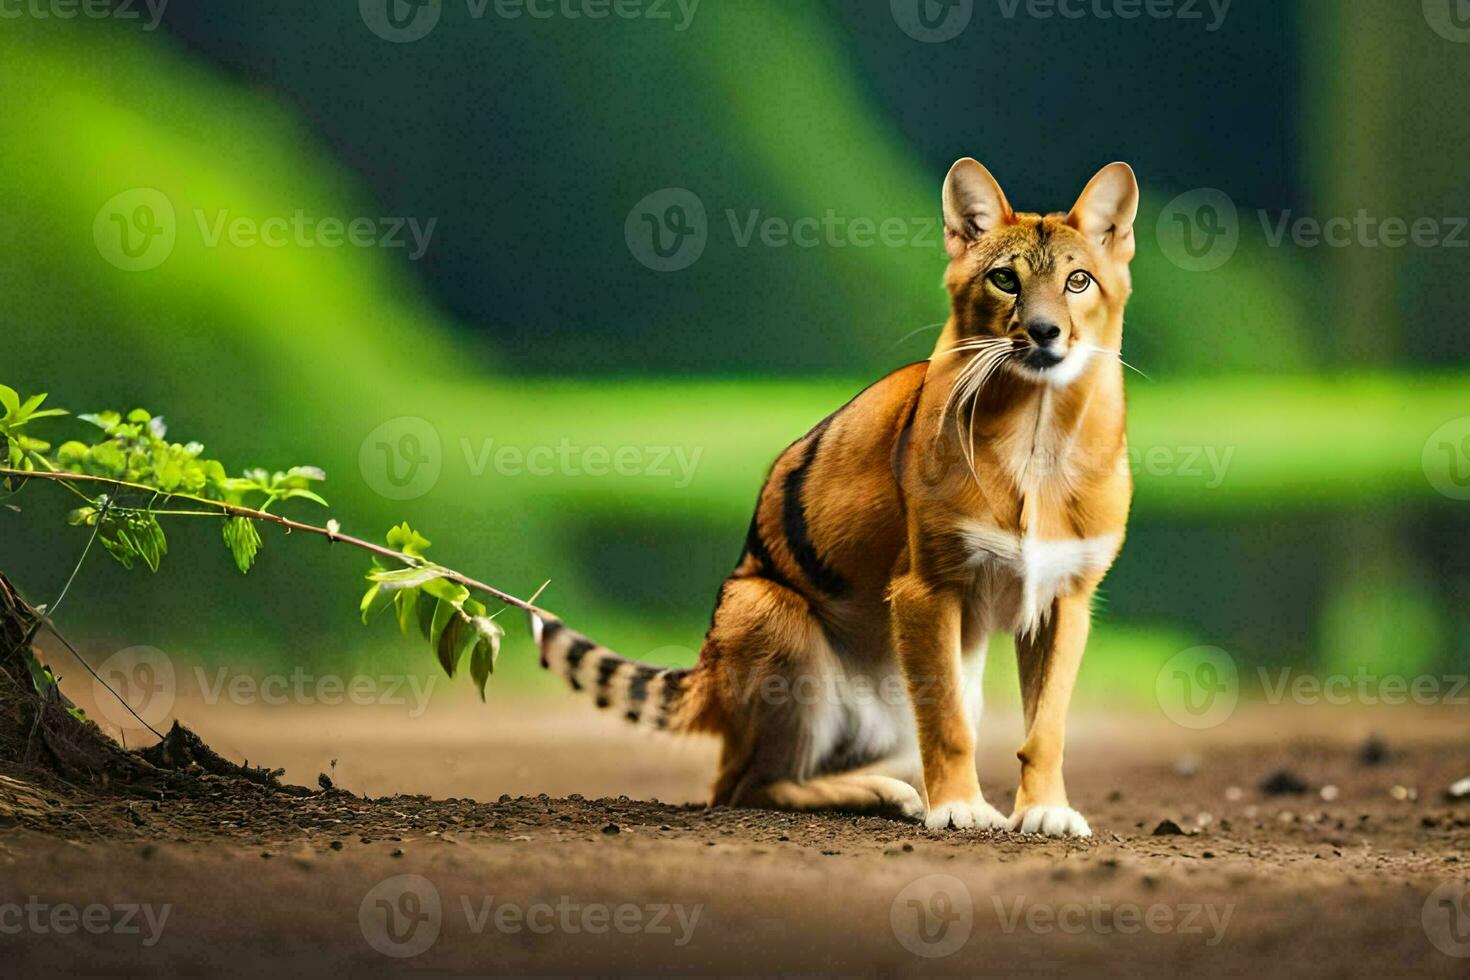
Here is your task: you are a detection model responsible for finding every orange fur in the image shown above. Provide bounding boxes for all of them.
[534,160,1139,835]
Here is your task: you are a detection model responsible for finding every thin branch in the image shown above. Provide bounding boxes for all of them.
[47,496,111,620]
[0,467,543,616]
[38,619,165,740]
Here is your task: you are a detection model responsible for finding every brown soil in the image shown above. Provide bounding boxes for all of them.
[1,698,1468,977]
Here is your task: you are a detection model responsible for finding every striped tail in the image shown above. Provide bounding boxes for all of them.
[529,612,699,732]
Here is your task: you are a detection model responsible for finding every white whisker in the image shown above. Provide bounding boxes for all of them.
[1088,346,1151,381]
[938,339,1018,483]
[887,321,947,351]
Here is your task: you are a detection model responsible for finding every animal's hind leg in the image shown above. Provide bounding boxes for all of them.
[704,575,911,815]
[740,762,924,821]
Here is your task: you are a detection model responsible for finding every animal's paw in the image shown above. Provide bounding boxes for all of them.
[867,778,926,823]
[1009,805,1092,838]
[925,795,1009,831]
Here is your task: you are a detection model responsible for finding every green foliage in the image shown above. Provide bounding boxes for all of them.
[0,384,69,475]
[361,524,503,701]
[221,517,262,574]
[3,383,515,701]
[22,398,326,574]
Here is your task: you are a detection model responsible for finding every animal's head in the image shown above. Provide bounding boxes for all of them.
[940,159,1138,386]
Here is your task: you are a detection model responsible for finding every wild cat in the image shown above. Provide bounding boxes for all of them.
[532,160,1138,836]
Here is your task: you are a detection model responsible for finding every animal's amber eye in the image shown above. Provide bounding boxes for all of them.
[1066,271,1093,293]
[988,268,1019,294]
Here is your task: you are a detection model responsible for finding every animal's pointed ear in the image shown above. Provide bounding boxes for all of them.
[942,158,1014,258]
[1066,162,1139,264]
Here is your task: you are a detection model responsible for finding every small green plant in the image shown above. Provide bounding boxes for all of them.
[1,383,542,702]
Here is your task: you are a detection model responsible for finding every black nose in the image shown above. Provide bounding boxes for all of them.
[1025,320,1062,345]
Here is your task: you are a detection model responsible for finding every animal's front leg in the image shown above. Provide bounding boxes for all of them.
[890,574,1006,831]
[1011,588,1094,838]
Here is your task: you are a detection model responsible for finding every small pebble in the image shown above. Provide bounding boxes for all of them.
[1261,770,1309,796]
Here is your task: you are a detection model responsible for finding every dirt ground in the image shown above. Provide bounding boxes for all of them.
[1,696,1468,977]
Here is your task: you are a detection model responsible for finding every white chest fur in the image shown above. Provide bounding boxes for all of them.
[957,521,1120,637]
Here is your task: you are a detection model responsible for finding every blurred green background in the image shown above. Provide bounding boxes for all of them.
[1,0,1466,709]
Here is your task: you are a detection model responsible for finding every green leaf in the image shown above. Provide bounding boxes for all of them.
[359,582,383,624]
[435,608,473,678]
[78,410,120,431]
[133,515,167,573]
[427,597,457,668]
[393,588,421,637]
[126,408,151,424]
[282,465,326,484]
[221,516,262,574]
[99,524,136,569]
[0,384,19,418]
[421,576,469,605]
[386,522,431,559]
[279,487,328,507]
[57,441,89,466]
[468,616,503,700]
[368,565,446,591]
